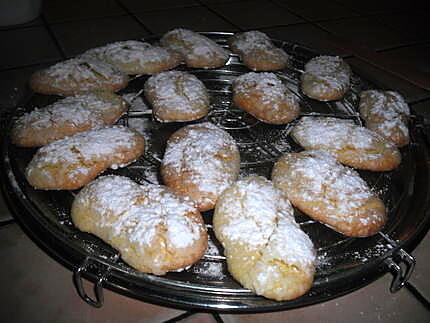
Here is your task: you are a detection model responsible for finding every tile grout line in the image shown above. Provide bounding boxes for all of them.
[267,0,348,45]
[0,59,62,73]
[311,5,429,51]
[271,0,366,22]
[241,21,312,31]
[269,0,430,91]
[409,97,430,106]
[370,16,430,49]
[322,0,364,16]
[329,0,368,15]
[212,0,380,31]
[45,13,130,27]
[114,0,155,35]
[115,3,203,15]
[405,282,430,311]
[376,40,430,54]
[329,0,423,16]
[195,0,244,31]
[40,14,67,59]
[0,23,43,32]
[271,0,429,53]
[269,1,430,298]
[268,0,334,33]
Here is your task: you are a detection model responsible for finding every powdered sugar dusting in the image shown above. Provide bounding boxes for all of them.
[76,176,203,248]
[292,117,395,158]
[162,122,239,196]
[232,31,274,52]
[278,151,373,214]
[386,91,410,115]
[145,71,209,115]
[80,174,143,217]
[13,93,124,133]
[217,176,315,269]
[219,177,279,247]
[83,40,179,74]
[191,261,225,279]
[302,56,350,95]
[231,30,288,59]
[26,126,139,180]
[359,90,410,141]
[43,57,126,88]
[205,238,221,256]
[161,29,229,65]
[234,72,298,109]
[122,92,149,112]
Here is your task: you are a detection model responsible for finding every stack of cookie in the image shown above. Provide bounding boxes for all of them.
[12,28,411,302]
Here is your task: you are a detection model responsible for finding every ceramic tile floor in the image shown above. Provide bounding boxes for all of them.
[0,210,428,322]
[0,0,429,322]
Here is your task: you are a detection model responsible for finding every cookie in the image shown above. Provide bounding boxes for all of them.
[11,92,128,147]
[160,28,229,69]
[30,57,129,96]
[213,176,315,301]
[144,71,210,123]
[233,72,300,124]
[301,56,351,101]
[291,117,401,171]
[272,151,387,237]
[228,31,289,71]
[82,40,181,75]
[161,122,240,212]
[71,175,208,275]
[25,126,145,190]
[359,90,410,147]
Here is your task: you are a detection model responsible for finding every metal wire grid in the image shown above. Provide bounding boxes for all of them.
[5,33,406,297]
[68,33,399,291]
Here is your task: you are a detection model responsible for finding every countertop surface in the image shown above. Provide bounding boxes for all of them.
[1,0,429,322]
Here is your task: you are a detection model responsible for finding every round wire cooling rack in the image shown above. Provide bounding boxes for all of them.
[1,32,430,313]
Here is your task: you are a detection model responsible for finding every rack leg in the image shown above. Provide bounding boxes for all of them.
[163,311,196,323]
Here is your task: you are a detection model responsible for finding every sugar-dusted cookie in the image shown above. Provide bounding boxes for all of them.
[272,151,386,237]
[72,175,208,275]
[161,122,240,211]
[301,56,351,101]
[359,90,410,147]
[11,92,128,147]
[233,72,300,124]
[160,28,229,69]
[213,176,316,301]
[82,40,181,75]
[228,31,289,71]
[25,126,145,190]
[144,71,210,123]
[30,58,129,96]
[291,117,401,171]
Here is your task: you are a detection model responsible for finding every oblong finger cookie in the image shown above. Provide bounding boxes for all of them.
[161,122,240,211]
[291,116,401,171]
[228,31,289,71]
[233,72,300,124]
[359,90,410,147]
[71,175,208,275]
[30,58,129,96]
[144,71,210,123]
[83,40,181,75]
[213,176,316,301]
[301,56,351,101]
[11,92,128,147]
[160,28,229,69]
[25,126,145,190]
[272,151,386,237]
